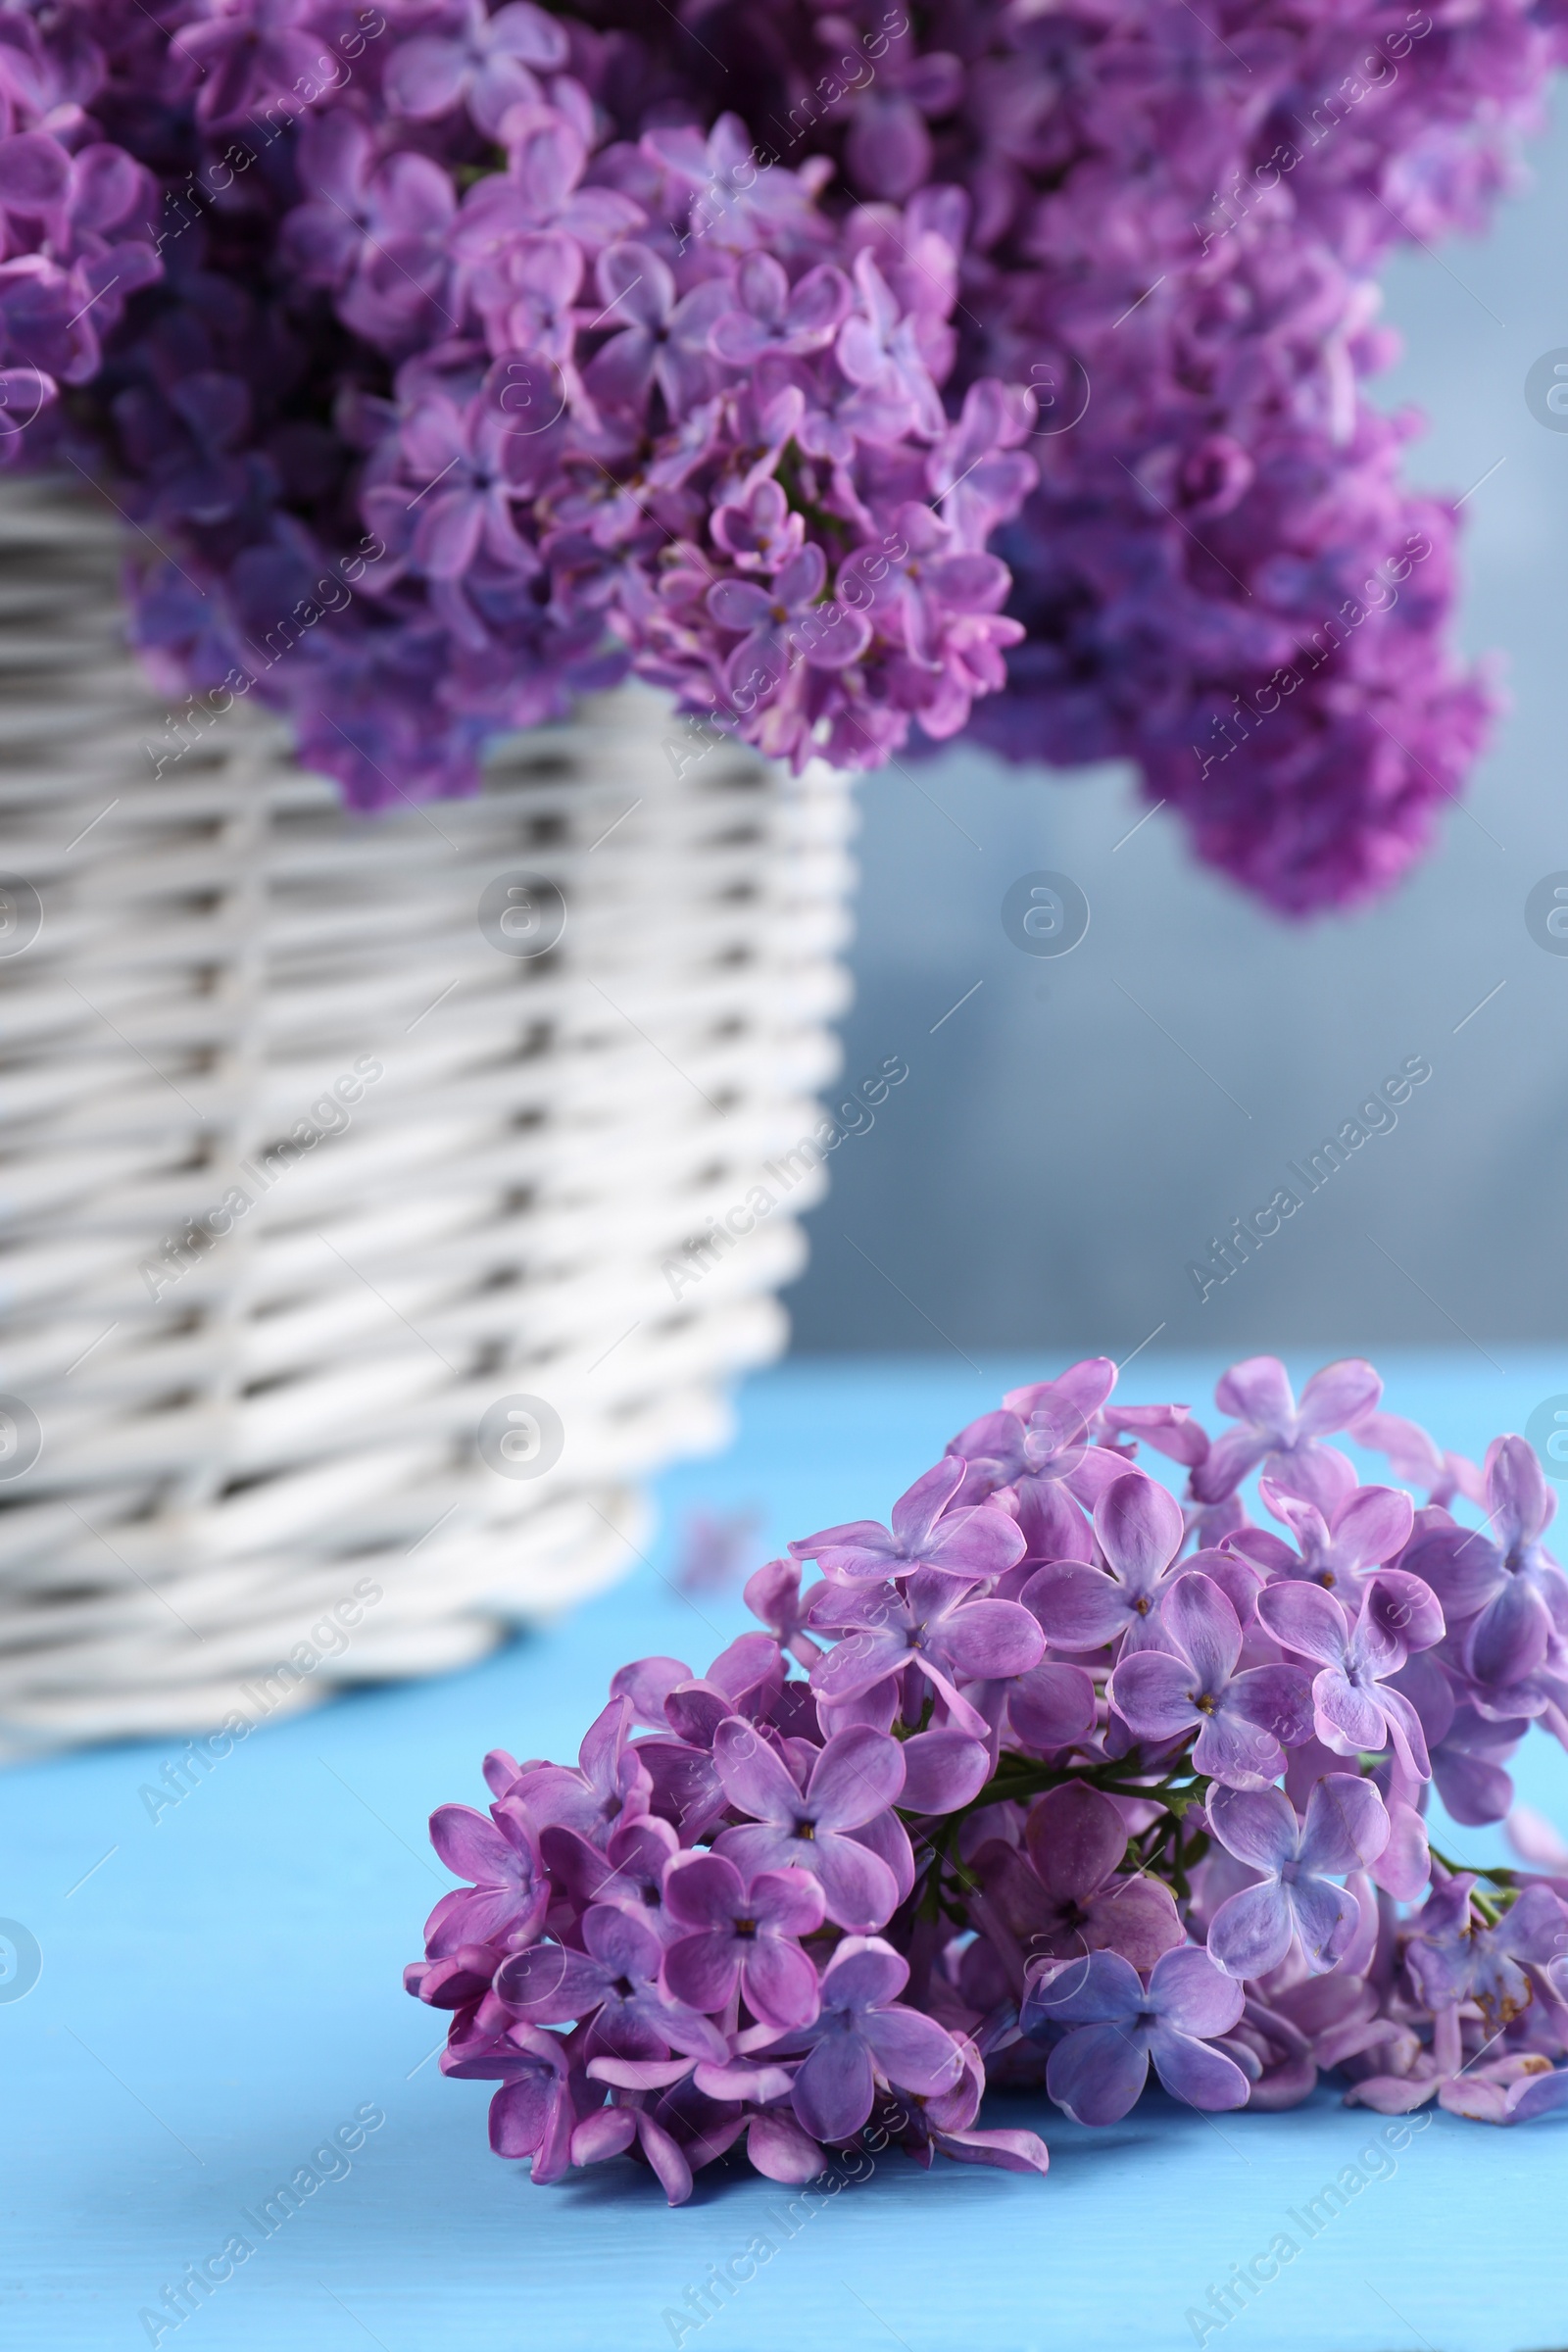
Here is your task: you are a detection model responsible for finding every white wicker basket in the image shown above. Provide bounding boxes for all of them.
[0,476,855,1756]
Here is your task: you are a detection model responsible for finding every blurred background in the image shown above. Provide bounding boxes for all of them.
[789,86,1568,1360]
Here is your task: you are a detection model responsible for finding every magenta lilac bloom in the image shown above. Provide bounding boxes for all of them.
[411,1354,1568,2200]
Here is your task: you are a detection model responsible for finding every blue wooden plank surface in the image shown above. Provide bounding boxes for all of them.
[5,1353,1568,2352]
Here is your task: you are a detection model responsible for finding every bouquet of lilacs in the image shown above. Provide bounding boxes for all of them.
[0,0,1034,804]
[407,1355,1568,2203]
[572,0,1566,909]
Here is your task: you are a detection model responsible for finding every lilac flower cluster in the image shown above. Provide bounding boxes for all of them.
[410,1355,1568,2200]
[575,0,1565,909]
[0,2,1036,803]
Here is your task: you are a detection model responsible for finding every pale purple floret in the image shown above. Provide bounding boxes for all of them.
[1403,1436,1568,1704]
[495,1903,726,2064]
[808,1567,1043,1739]
[422,1801,549,1956]
[384,0,567,136]
[1205,1777,1391,1978]
[974,1781,1185,1973]
[442,2021,576,2177]
[1237,1479,1415,1602]
[1257,1572,1444,1779]
[1025,1944,1250,2124]
[791,1454,1025,1586]
[1023,1470,1188,1655]
[1109,1571,1314,1787]
[661,1853,824,2030]
[779,1937,964,2142]
[503,1696,651,1847]
[710,1720,907,1933]
[1193,1357,1383,1506]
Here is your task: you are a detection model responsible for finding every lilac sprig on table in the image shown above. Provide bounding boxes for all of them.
[408,1356,1568,2202]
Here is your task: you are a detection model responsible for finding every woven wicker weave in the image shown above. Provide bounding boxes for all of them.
[0,476,854,1754]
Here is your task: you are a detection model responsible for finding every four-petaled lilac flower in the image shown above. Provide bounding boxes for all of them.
[442,2021,576,2179]
[710,1720,907,1932]
[792,1454,1024,1586]
[662,1853,824,2030]
[1109,1572,1315,1787]
[582,242,729,416]
[710,254,850,364]
[1024,1944,1250,2124]
[502,1695,651,1848]
[422,1800,548,1957]
[782,1937,964,2142]
[384,0,567,137]
[1193,1357,1383,1506]
[808,1567,1043,1740]
[705,542,872,706]
[1023,1470,1188,1654]
[1256,1572,1445,1780]
[1238,1479,1415,1601]
[1404,1435,1568,1704]
[974,1781,1184,1971]
[495,1903,726,2063]
[1205,1777,1391,1978]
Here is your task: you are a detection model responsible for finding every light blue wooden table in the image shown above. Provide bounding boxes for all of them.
[6,1354,1568,2352]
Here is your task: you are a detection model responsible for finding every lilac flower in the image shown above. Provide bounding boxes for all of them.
[710,1720,907,1932]
[582,242,729,416]
[1025,1944,1249,2124]
[710,254,851,365]
[975,1781,1184,1971]
[1023,1470,1188,1654]
[1243,1480,1415,1601]
[539,1814,683,1943]
[782,1937,964,2142]
[661,1853,824,2030]
[1205,1777,1391,1978]
[1192,1357,1382,1505]
[502,1696,651,1848]
[792,1455,1024,1586]
[495,1903,726,2064]
[1109,1572,1314,1787]
[384,0,567,137]
[1404,1436,1568,1704]
[868,2037,1051,2175]
[808,1567,1044,1740]
[422,1801,549,1957]
[442,2021,576,2178]
[1256,1573,1444,1779]
[705,542,872,704]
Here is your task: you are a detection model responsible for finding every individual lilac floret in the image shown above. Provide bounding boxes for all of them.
[661,1854,824,2030]
[421,1800,549,1956]
[1108,1572,1314,1788]
[1205,1778,1391,1979]
[496,1903,726,2063]
[1192,1358,1383,1506]
[973,1781,1185,1972]
[791,1456,1024,1586]
[780,1937,964,2142]
[808,1567,1044,1739]
[1236,1479,1415,1601]
[710,1721,907,1933]
[1024,1945,1249,2125]
[1023,1470,1188,1654]
[1404,1435,1568,1703]
[442,2020,577,2177]
[1257,1572,1445,1779]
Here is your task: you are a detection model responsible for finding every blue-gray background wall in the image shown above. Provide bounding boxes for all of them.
[786,89,1568,1359]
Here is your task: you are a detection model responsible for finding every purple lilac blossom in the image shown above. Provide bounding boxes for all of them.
[412,1360,1568,2199]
